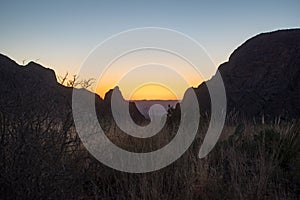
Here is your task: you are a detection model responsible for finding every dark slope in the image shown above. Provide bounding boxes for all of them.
[0,54,71,118]
[0,54,146,123]
[103,87,148,125]
[193,29,300,119]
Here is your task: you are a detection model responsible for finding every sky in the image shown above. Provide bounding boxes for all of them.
[0,0,299,100]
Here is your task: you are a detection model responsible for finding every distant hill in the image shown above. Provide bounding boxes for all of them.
[133,100,179,119]
[191,29,300,119]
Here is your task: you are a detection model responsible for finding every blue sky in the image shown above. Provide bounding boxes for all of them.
[0,0,299,98]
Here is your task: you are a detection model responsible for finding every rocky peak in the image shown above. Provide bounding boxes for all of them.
[24,61,57,86]
[194,29,300,119]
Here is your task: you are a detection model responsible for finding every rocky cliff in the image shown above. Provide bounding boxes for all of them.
[194,29,300,119]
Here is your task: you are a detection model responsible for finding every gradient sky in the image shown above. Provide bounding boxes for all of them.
[0,0,299,99]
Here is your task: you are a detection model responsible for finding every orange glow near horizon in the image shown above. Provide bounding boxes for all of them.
[95,73,202,100]
[94,69,203,100]
[95,77,201,100]
[129,83,179,100]
[93,49,205,100]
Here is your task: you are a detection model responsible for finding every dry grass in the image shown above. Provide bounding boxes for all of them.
[0,110,299,199]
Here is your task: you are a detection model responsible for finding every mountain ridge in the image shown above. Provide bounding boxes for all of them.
[191,28,300,119]
[1,28,300,120]
[0,54,147,124]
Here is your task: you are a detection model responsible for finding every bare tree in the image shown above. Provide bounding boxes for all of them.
[57,72,69,85]
[81,78,95,89]
[67,74,80,88]
[58,73,94,89]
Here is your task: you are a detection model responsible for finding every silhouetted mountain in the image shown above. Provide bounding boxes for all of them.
[103,87,148,125]
[1,29,299,122]
[0,54,71,120]
[0,54,146,124]
[191,29,300,119]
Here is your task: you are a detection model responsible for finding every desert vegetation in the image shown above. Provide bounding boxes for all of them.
[57,72,95,89]
[0,99,299,199]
